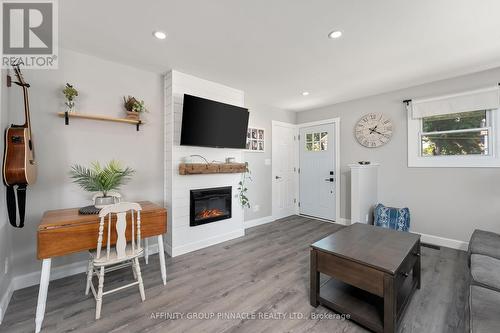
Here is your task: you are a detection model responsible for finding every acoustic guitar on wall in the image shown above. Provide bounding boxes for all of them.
[3,64,37,228]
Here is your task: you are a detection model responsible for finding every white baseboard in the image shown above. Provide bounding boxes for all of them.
[307,217,468,251]
[145,242,159,256]
[0,225,467,323]
[337,218,351,225]
[165,242,173,257]
[416,232,469,251]
[13,259,89,291]
[0,240,162,322]
[0,278,14,324]
[171,229,245,257]
[299,214,347,226]
[12,242,161,291]
[243,216,274,229]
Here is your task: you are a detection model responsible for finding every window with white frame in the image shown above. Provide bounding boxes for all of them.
[407,86,500,167]
[420,110,490,157]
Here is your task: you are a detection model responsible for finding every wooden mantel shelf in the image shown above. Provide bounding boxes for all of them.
[179,163,247,175]
[57,112,144,131]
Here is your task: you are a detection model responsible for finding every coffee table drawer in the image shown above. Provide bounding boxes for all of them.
[395,242,419,290]
[317,250,385,297]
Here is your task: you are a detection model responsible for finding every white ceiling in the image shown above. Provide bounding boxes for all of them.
[60,0,500,111]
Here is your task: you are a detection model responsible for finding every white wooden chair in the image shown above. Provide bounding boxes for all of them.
[85,202,146,320]
[91,193,153,265]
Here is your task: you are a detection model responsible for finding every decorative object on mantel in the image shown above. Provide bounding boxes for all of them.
[69,160,134,209]
[123,95,148,121]
[246,127,265,152]
[185,154,210,164]
[226,157,236,163]
[62,83,78,114]
[58,112,144,131]
[237,162,251,208]
[179,162,247,175]
[358,161,371,165]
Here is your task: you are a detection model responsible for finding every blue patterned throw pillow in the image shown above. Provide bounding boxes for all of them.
[374,203,410,232]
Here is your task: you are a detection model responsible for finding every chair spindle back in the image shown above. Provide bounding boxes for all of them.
[96,202,142,260]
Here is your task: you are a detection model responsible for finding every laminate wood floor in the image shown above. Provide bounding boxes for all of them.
[0,216,468,333]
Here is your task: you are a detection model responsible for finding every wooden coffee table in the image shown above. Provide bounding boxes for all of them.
[310,223,420,333]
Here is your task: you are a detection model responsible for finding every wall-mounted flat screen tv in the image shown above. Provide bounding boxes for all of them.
[180,94,249,149]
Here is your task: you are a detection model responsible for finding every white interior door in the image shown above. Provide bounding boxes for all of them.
[272,122,296,220]
[299,123,336,221]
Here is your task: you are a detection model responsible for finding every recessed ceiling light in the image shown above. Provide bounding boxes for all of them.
[153,31,167,40]
[302,91,310,96]
[328,30,342,39]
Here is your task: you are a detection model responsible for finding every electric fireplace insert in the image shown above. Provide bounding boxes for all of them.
[190,186,232,226]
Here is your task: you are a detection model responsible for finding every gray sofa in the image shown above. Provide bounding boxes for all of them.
[468,230,500,333]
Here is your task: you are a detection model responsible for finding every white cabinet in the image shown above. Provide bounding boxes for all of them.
[349,163,379,224]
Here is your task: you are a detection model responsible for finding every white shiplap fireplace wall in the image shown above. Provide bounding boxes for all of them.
[164,70,245,257]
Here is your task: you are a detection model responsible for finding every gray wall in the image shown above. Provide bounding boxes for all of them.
[3,49,293,283]
[243,99,296,221]
[7,49,164,278]
[297,67,500,243]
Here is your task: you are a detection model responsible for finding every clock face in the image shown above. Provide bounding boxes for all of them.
[355,113,393,148]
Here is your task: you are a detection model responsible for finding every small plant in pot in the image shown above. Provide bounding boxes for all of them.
[70,160,135,208]
[62,83,78,113]
[123,95,148,120]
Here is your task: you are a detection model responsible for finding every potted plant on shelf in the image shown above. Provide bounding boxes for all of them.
[70,160,135,208]
[62,83,78,113]
[123,95,148,120]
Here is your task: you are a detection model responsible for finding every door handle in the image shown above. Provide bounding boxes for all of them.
[324,178,334,182]
[275,176,282,180]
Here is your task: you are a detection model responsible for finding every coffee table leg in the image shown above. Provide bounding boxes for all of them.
[414,241,421,290]
[310,248,319,307]
[384,274,396,333]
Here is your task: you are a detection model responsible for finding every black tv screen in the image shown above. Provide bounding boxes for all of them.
[180,94,249,149]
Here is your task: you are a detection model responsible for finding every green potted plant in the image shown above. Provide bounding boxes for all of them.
[70,160,135,208]
[63,83,78,113]
[123,95,148,120]
[237,162,251,208]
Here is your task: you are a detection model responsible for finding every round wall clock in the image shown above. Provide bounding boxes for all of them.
[355,113,393,148]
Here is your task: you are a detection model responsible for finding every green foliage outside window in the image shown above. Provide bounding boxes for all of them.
[421,111,488,156]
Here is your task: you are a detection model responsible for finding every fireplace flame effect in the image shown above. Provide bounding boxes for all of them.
[196,208,226,220]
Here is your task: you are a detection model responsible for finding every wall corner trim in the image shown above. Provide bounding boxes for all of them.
[0,278,14,324]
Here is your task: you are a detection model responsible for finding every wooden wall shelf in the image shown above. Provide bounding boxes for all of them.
[57,112,143,131]
[179,163,247,175]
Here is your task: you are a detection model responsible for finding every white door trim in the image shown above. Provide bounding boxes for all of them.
[297,118,341,224]
[271,118,341,224]
[271,121,299,220]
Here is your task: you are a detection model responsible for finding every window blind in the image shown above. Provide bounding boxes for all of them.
[410,86,500,119]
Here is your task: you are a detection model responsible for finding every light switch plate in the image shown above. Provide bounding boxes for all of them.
[264,159,271,165]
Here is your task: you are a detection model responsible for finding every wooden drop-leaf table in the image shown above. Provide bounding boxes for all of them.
[35,201,167,333]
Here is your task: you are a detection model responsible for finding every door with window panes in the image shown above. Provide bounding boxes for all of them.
[299,123,336,221]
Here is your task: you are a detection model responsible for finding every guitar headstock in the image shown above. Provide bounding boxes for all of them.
[12,64,30,88]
